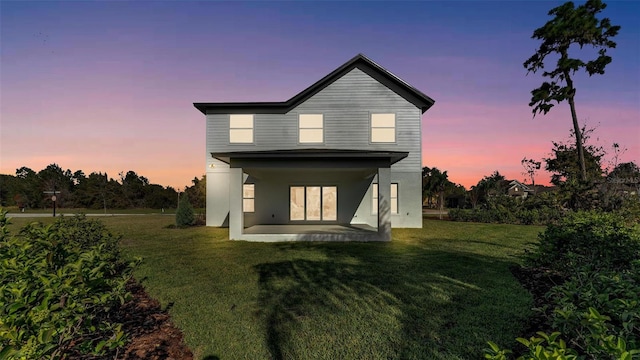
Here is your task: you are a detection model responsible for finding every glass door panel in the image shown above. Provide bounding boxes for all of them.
[322,186,337,220]
[290,187,305,221]
[306,186,321,220]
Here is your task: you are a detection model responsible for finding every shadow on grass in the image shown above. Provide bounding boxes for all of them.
[254,241,531,359]
[463,239,526,250]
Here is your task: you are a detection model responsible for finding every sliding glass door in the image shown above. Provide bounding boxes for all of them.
[290,186,337,221]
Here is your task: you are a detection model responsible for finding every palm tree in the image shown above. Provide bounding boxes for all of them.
[422,167,450,219]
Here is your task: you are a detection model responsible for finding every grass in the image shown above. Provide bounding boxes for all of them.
[8,216,542,359]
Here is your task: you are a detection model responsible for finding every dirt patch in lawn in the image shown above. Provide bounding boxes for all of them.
[71,280,194,359]
[119,281,194,360]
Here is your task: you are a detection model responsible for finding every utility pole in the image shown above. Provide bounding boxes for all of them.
[43,189,61,217]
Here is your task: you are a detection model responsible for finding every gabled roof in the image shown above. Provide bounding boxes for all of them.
[194,54,435,115]
[507,180,533,192]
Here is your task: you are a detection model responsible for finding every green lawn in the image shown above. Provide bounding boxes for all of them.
[9,216,541,359]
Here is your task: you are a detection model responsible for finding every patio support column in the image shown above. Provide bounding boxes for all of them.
[229,167,244,240]
[377,167,391,241]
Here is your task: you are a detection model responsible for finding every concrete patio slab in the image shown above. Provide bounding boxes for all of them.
[238,224,382,242]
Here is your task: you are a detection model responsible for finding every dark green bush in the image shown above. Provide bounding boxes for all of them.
[526,211,640,274]
[486,211,640,359]
[615,197,640,224]
[485,331,580,360]
[0,210,139,359]
[448,197,562,225]
[529,211,640,351]
[547,269,640,357]
[175,193,195,228]
[485,319,638,360]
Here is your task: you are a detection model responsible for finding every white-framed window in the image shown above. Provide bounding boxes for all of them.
[391,183,398,214]
[372,183,378,214]
[290,185,337,221]
[371,113,396,143]
[299,114,323,143]
[243,184,254,212]
[372,183,398,214]
[230,114,254,143]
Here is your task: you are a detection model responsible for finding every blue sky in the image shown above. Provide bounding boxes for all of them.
[1,1,638,188]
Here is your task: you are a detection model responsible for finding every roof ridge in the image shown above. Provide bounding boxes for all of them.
[194,54,434,115]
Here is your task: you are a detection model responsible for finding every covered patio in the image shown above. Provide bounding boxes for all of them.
[212,149,407,241]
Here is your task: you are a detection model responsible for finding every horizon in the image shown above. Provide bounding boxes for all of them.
[2,1,639,190]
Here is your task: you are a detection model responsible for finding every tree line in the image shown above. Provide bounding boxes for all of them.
[0,164,206,211]
[423,128,640,213]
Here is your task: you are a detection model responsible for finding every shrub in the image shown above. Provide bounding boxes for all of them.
[485,326,638,360]
[485,283,640,360]
[547,271,640,357]
[615,197,640,224]
[486,211,640,359]
[526,211,640,275]
[175,193,195,227]
[485,332,579,360]
[448,204,561,225]
[0,210,139,359]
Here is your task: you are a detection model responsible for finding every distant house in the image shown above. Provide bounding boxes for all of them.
[486,180,535,199]
[194,54,435,241]
[507,180,534,199]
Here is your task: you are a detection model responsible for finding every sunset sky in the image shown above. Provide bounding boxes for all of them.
[1,1,638,190]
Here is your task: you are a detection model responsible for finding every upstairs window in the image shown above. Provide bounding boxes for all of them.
[299,114,323,143]
[371,113,395,143]
[230,114,254,143]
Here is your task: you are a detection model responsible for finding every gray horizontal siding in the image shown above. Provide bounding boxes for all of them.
[206,68,422,172]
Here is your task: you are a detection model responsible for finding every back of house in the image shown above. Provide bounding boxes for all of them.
[194,54,434,241]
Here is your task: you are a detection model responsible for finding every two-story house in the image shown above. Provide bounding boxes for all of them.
[194,54,434,241]
[507,180,534,199]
